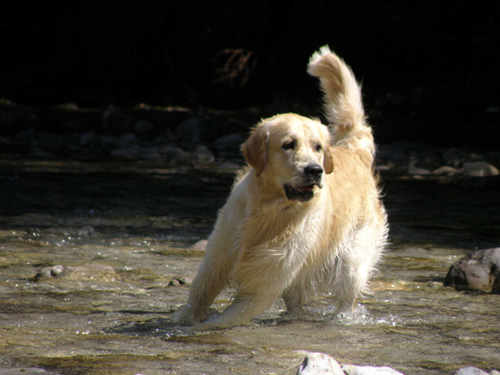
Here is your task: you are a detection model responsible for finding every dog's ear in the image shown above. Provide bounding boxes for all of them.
[240,126,269,177]
[323,146,334,174]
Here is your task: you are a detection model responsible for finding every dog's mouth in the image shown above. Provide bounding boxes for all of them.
[284,183,319,202]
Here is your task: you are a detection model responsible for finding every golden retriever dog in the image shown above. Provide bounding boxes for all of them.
[176,46,388,328]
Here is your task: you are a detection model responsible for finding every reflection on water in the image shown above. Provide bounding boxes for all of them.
[0,159,499,374]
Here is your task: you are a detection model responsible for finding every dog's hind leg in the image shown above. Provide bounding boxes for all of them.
[334,222,386,313]
[282,277,313,316]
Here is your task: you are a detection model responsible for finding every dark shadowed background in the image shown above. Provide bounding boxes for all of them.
[1,1,499,148]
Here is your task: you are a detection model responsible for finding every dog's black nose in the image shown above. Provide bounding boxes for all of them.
[304,164,323,178]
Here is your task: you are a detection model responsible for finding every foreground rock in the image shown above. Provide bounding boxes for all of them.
[444,248,500,293]
[296,352,344,374]
[296,352,499,375]
[454,367,500,375]
[296,352,405,375]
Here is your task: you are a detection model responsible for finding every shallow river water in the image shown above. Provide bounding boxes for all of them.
[0,157,499,375]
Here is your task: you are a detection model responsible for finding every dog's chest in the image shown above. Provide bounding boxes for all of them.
[243,204,327,254]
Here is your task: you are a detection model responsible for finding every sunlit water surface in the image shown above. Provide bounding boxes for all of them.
[0,159,499,374]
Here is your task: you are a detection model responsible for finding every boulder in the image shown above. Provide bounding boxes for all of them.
[444,248,500,292]
[463,162,499,177]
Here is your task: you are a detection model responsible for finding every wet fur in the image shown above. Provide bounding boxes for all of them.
[176,46,388,328]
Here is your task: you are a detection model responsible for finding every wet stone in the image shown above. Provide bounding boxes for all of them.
[168,276,193,286]
[444,248,500,292]
[34,264,118,282]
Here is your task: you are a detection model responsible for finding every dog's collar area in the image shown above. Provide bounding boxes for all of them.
[284,183,316,202]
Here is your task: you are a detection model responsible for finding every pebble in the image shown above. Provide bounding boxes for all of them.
[168,276,193,286]
[188,239,208,251]
[34,264,118,282]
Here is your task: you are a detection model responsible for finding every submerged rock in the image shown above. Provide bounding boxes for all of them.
[34,264,118,282]
[444,248,500,293]
[168,276,193,286]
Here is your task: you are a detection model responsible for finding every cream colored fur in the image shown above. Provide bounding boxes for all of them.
[176,46,388,328]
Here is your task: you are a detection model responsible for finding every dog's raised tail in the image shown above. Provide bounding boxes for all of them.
[308,46,375,157]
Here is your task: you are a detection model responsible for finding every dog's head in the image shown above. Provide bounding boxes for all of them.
[241,114,333,202]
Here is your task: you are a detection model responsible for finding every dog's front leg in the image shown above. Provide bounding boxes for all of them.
[199,246,304,328]
[176,247,231,324]
[197,289,279,329]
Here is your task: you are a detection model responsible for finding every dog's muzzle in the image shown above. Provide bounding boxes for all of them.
[284,164,324,202]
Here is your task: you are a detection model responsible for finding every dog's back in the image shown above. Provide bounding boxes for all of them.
[308,46,375,166]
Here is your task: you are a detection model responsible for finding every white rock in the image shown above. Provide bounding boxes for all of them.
[342,364,405,375]
[296,352,344,375]
[454,367,489,375]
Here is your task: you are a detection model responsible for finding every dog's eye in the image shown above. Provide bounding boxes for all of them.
[282,140,296,150]
[315,144,322,152]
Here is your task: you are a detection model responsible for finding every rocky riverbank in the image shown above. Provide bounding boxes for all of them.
[1,102,499,183]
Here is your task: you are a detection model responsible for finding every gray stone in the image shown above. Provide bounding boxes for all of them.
[444,248,500,292]
[463,162,499,177]
[190,144,215,165]
[35,264,118,282]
